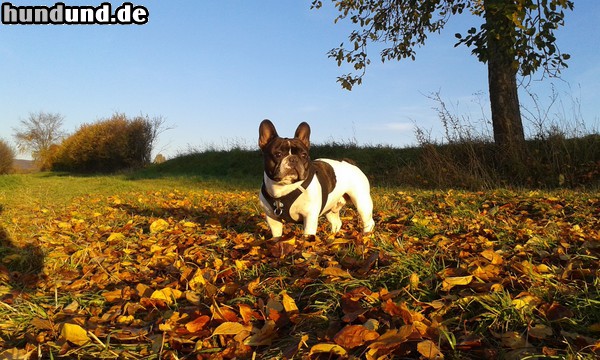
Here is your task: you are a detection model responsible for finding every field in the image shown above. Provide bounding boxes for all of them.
[0,173,598,359]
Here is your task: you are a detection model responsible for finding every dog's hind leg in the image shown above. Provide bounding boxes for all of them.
[347,191,375,233]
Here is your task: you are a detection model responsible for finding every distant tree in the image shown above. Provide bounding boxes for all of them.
[311,0,573,155]
[0,139,15,174]
[13,111,66,170]
[153,154,167,164]
[52,113,169,173]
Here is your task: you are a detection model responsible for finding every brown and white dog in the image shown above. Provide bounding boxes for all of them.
[258,119,375,238]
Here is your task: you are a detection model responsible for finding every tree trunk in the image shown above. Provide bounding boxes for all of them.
[484,0,526,154]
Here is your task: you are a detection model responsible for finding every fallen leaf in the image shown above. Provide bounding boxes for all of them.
[281,291,299,314]
[149,219,169,233]
[501,331,528,349]
[0,348,34,360]
[309,343,347,357]
[417,340,444,359]
[150,288,183,305]
[212,322,250,336]
[323,266,353,279]
[333,324,380,349]
[442,275,473,291]
[185,315,210,333]
[244,320,277,346]
[529,324,553,339]
[60,323,90,346]
[107,232,126,242]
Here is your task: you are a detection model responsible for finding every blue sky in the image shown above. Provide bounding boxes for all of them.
[1,1,598,160]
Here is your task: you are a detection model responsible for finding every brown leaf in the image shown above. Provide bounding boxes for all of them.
[500,331,528,349]
[333,325,380,349]
[244,320,277,346]
[544,302,574,321]
[528,324,553,339]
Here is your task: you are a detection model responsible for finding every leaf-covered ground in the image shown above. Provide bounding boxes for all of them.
[0,176,599,359]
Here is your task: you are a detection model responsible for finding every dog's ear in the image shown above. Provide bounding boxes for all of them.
[259,119,278,150]
[294,122,311,149]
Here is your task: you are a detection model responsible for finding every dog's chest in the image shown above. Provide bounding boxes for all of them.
[261,160,337,223]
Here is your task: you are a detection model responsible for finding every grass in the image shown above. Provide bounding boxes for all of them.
[0,171,598,359]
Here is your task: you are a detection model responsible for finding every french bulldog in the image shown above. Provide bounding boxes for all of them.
[258,119,375,238]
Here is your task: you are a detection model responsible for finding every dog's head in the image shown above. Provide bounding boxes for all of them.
[258,119,311,184]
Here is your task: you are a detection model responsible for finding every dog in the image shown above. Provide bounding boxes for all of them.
[258,119,375,238]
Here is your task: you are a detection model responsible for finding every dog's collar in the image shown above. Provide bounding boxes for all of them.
[262,164,328,224]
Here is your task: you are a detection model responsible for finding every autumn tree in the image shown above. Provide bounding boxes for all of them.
[13,111,66,170]
[52,113,168,173]
[0,139,15,174]
[311,0,573,155]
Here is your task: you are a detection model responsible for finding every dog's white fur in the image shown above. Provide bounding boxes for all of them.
[260,158,375,237]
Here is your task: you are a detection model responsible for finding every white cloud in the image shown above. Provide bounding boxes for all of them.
[382,122,414,132]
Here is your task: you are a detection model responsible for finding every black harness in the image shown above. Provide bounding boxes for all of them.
[261,161,334,223]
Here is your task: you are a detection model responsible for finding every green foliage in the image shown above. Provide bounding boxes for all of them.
[52,113,164,173]
[456,0,573,77]
[0,139,15,175]
[311,0,573,89]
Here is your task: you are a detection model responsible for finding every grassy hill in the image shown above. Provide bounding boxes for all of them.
[133,136,600,189]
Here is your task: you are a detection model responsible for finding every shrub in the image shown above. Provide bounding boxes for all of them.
[52,113,165,173]
[0,139,15,174]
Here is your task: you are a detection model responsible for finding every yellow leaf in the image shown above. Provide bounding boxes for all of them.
[117,315,134,325]
[322,267,353,279]
[512,295,541,311]
[281,291,299,314]
[417,340,444,359]
[309,343,347,357]
[481,249,503,265]
[107,233,125,242]
[409,273,420,290]
[150,219,169,233]
[235,260,249,271]
[0,348,34,360]
[179,221,194,229]
[212,322,250,336]
[151,288,183,305]
[60,323,90,346]
[442,275,473,291]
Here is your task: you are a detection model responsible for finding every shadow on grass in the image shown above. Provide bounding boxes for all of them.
[0,205,45,291]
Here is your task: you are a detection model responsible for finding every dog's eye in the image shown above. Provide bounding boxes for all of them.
[275,152,283,158]
[300,152,308,159]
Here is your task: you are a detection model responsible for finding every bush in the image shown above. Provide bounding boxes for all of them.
[0,139,15,174]
[52,113,164,173]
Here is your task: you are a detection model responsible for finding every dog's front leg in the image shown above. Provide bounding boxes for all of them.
[266,216,284,238]
[303,212,320,236]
